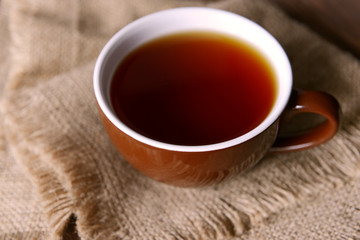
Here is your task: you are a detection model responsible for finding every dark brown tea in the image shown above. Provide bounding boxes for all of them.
[110,31,276,146]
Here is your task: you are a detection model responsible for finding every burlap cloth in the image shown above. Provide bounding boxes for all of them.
[0,0,359,239]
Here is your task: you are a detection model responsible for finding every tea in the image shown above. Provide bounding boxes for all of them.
[110,31,276,145]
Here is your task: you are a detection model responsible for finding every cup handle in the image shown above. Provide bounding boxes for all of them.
[270,89,341,153]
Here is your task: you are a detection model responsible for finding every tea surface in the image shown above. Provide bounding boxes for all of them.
[110,31,276,145]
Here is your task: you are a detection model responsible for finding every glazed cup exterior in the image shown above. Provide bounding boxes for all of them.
[94,7,292,187]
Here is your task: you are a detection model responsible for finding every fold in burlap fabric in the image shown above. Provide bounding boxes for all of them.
[1,0,359,239]
[0,2,48,239]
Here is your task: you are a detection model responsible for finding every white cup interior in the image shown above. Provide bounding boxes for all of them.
[93,7,292,152]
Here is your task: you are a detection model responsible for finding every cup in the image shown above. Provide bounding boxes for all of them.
[93,7,341,187]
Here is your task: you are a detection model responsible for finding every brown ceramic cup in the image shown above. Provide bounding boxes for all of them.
[93,7,341,187]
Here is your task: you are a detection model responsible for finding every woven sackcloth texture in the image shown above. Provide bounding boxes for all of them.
[0,0,359,239]
[0,1,48,239]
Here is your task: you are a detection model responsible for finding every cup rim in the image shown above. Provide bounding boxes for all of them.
[94,7,292,152]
